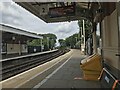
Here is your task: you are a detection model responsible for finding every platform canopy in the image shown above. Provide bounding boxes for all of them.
[14,1,94,23]
[0,24,43,44]
[14,1,117,23]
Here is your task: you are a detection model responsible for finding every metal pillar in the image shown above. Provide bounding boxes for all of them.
[93,24,97,54]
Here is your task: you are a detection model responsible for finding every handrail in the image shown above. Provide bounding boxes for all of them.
[103,68,116,81]
[116,54,120,56]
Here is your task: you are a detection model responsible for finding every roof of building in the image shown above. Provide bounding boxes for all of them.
[0,24,43,39]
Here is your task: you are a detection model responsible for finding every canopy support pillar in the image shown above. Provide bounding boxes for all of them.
[93,23,97,54]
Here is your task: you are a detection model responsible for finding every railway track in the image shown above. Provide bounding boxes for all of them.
[1,49,70,81]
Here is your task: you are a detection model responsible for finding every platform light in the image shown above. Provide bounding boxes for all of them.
[12,36,15,40]
[82,35,84,38]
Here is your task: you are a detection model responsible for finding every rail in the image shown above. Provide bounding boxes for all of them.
[1,49,70,80]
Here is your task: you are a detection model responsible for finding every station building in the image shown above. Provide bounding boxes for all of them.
[0,24,43,59]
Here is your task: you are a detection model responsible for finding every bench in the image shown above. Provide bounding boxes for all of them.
[80,54,102,80]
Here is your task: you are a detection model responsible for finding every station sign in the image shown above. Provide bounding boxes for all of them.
[48,5,75,18]
[39,4,49,15]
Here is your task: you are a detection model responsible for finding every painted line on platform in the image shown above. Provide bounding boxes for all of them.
[1,56,58,83]
[33,54,73,89]
[14,50,73,88]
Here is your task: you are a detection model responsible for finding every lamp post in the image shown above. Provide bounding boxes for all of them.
[83,19,85,49]
[80,27,82,50]
[77,28,81,49]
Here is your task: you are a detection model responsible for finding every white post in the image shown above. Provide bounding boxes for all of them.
[81,26,84,52]
[0,30,2,89]
[83,20,85,53]
[81,27,82,44]
[83,20,85,47]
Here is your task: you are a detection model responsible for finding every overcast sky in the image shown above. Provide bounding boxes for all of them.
[0,1,79,44]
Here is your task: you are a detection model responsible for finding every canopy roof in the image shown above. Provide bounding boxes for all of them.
[1,24,43,44]
[14,1,116,23]
[15,2,93,23]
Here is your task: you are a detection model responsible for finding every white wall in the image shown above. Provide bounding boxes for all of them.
[101,9,119,70]
[7,44,27,54]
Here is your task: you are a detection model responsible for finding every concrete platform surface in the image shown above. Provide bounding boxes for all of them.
[1,49,101,89]
[34,49,101,88]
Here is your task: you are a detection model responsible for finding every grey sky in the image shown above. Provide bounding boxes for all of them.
[0,1,79,42]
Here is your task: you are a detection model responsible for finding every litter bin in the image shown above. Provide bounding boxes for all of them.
[80,54,102,80]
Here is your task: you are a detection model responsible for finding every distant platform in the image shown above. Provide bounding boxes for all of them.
[1,49,58,62]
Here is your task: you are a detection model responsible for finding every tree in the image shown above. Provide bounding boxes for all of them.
[27,33,57,51]
[58,39,66,47]
[78,19,92,53]
[65,33,80,49]
[42,33,57,50]
[27,39,42,46]
[78,19,92,42]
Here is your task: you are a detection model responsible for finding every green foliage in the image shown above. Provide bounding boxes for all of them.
[63,19,92,49]
[58,39,66,47]
[78,19,92,42]
[65,33,81,49]
[27,33,57,51]
[76,41,81,48]
[42,33,57,50]
[27,39,42,46]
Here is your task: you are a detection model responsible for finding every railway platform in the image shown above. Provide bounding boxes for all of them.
[1,49,101,89]
[33,49,101,88]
